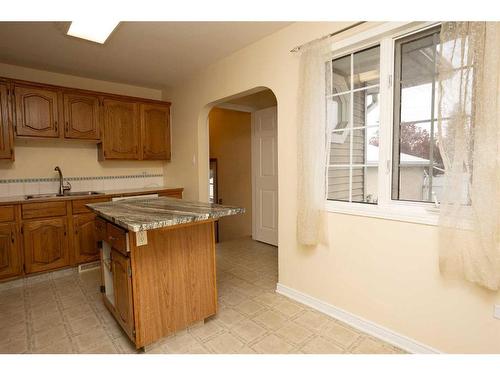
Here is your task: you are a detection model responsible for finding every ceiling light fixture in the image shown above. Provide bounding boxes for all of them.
[67,20,119,44]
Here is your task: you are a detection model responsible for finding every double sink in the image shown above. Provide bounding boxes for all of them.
[25,191,103,200]
[24,166,104,200]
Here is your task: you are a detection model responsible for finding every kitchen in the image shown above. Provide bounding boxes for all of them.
[0,21,288,355]
[3,5,499,371]
[0,73,249,351]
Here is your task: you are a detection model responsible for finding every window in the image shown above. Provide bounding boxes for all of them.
[327,45,380,204]
[324,22,456,225]
[392,26,444,204]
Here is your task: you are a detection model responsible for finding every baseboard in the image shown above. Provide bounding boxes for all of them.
[276,283,441,354]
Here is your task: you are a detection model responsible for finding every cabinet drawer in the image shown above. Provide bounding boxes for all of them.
[107,223,128,255]
[95,217,107,242]
[22,201,67,219]
[0,205,15,222]
[72,197,109,214]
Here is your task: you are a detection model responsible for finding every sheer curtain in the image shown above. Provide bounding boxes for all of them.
[296,43,332,246]
[437,22,500,290]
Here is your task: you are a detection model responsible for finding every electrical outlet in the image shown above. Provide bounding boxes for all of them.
[136,231,148,247]
[494,304,500,320]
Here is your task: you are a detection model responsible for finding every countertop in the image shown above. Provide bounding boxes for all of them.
[86,196,245,232]
[0,186,183,205]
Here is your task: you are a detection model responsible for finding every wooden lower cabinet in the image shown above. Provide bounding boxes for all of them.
[23,217,69,274]
[0,223,21,280]
[100,219,216,349]
[111,249,135,339]
[0,188,183,282]
[73,213,99,264]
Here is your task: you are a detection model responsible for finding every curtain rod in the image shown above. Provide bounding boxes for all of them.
[290,21,367,53]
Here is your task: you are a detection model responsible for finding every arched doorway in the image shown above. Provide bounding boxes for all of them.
[201,87,280,327]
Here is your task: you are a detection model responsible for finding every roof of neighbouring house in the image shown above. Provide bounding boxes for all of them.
[366,144,430,166]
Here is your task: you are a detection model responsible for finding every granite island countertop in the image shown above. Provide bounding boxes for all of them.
[86,196,245,232]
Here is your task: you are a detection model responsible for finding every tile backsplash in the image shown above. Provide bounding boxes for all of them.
[0,173,164,197]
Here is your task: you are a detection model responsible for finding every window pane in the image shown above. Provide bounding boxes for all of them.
[330,129,350,165]
[401,33,435,85]
[327,45,380,205]
[327,93,350,131]
[366,126,380,165]
[400,83,433,123]
[398,166,430,201]
[393,26,444,203]
[327,167,350,201]
[352,128,366,164]
[332,54,351,94]
[353,46,380,89]
[365,90,380,127]
[354,86,380,127]
[351,167,378,204]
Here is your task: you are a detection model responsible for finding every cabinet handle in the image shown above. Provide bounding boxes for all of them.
[65,121,69,131]
[11,231,15,244]
[54,120,58,132]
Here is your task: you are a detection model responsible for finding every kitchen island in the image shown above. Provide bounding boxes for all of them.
[87,196,244,349]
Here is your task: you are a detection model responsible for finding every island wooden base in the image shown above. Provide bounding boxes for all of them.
[100,219,217,349]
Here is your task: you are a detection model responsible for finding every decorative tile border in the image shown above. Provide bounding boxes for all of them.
[0,173,164,184]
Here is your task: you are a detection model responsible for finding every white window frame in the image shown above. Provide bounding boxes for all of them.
[325,21,442,226]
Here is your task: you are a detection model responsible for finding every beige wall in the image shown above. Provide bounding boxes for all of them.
[163,21,500,353]
[0,62,165,180]
[209,108,252,241]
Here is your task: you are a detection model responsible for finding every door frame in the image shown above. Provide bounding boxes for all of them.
[201,87,279,245]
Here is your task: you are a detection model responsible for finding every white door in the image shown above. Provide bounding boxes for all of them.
[252,106,278,246]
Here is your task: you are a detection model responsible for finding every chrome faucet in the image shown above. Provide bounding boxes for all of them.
[54,166,71,195]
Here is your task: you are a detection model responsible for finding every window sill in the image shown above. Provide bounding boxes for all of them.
[325,200,439,226]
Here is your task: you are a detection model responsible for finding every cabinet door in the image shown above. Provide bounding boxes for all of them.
[111,249,134,337]
[63,93,100,140]
[0,223,21,280]
[102,99,139,159]
[23,217,69,274]
[74,213,99,264]
[0,83,13,160]
[140,103,171,160]
[14,84,60,138]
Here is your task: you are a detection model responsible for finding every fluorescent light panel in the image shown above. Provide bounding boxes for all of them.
[67,21,119,44]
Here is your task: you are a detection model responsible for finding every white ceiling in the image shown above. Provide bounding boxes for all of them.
[0,22,291,89]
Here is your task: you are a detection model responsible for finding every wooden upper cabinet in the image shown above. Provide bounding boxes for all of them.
[0,83,13,160]
[14,84,60,138]
[63,92,100,140]
[0,223,21,280]
[112,249,135,337]
[140,103,171,160]
[101,99,140,159]
[23,217,69,274]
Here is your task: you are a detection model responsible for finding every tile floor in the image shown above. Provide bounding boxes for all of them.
[0,237,405,354]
